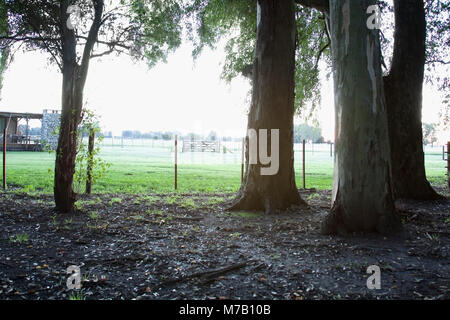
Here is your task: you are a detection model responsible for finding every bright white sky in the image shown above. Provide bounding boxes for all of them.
[0,31,447,143]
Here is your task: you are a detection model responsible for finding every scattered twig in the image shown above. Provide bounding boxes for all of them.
[157,261,254,287]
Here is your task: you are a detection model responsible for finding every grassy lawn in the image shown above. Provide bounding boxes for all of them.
[2,143,447,194]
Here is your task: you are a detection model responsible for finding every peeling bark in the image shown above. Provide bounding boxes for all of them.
[321,0,401,234]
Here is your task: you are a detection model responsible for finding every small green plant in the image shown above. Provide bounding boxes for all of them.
[307,193,320,200]
[21,185,35,194]
[229,232,241,239]
[141,195,160,204]
[73,108,110,194]
[89,211,99,220]
[69,291,85,300]
[146,209,164,216]
[179,198,197,209]
[208,196,225,205]
[231,211,261,218]
[74,201,85,211]
[165,195,179,205]
[109,197,122,206]
[9,233,29,243]
[445,217,450,224]
[85,197,102,205]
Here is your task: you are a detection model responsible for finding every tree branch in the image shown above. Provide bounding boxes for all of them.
[295,0,329,12]
[79,0,104,90]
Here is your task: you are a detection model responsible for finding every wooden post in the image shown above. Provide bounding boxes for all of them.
[175,135,178,190]
[443,145,446,161]
[25,117,29,146]
[241,137,245,183]
[447,141,450,190]
[330,143,333,158]
[302,139,306,189]
[85,128,95,194]
[3,126,6,190]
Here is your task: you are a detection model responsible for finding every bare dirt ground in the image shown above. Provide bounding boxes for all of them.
[0,186,449,300]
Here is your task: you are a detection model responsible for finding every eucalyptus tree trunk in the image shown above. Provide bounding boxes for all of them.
[54,0,103,212]
[54,7,82,213]
[321,0,401,234]
[384,0,442,200]
[230,0,305,213]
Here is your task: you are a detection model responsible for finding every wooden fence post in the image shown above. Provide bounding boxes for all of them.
[330,143,333,158]
[3,127,6,190]
[302,139,306,189]
[85,128,95,194]
[241,137,245,183]
[175,135,178,190]
[447,141,449,190]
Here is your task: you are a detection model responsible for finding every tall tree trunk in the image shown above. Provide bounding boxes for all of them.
[54,3,82,212]
[384,0,442,200]
[54,63,83,212]
[230,0,305,213]
[54,0,103,212]
[321,0,401,234]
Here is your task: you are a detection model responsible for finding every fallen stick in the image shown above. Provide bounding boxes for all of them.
[158,261,253,287]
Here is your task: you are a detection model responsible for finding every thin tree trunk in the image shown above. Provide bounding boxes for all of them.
[384,0,442,200]
[54,62,83,212]
[321,0,401,234]
[54,0,103,212]
[230,0,305,213]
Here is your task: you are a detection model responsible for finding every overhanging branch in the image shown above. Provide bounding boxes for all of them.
[295,0,329,12]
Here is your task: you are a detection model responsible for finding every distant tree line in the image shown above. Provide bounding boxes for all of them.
[107,130,241,142]
[294,123,325,144]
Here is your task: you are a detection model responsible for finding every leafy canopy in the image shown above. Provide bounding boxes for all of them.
[0,0,184,71]
[184,0,330,118]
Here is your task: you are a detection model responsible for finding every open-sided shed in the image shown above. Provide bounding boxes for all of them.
[0,111,43,151]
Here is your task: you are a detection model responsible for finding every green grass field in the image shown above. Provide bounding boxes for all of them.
[2,142,447,195]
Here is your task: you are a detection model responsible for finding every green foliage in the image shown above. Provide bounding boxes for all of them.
[231,211,260,218]
[108,197,122,205]
[3,0,184,69]
[0,1,9,100]
[69,291,85,300]
[127,0,184,67]
[74,109,110,194]
[9,233,29,244]
[422,123,438,145]
[185,1,329,117]
[293,7,329,119]
[294,123,323,143]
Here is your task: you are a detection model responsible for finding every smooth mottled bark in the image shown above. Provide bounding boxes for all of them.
[384,0,442,200]
[230,0,305,213]
[321,0,401,234]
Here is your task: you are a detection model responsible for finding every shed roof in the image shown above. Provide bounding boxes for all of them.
[0,111,43,119]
